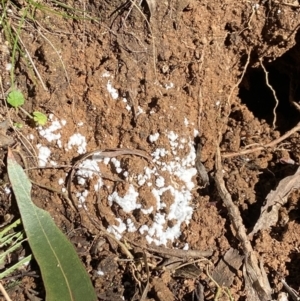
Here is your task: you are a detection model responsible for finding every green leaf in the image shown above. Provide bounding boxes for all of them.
[7,149,97,301]
[33,111,47,126]
[7,90,25,108]
[13,122,23,129]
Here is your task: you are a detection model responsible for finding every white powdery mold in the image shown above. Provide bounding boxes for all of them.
[76,190,89,208]
[66,133,86,154]
[184,117,189,126]
[96,270,104,276]
[152,148,168,160]
[155,176,165,188]
[76,159,100,185]
[141,206,153,214]
[137,174,146,186]
[94,178,103,191]
[5,63,12,71]
[4,186,11,195]
[107,80,118,100]
[108,184,141,213]
[127,218,137,232]
[167,187,193,222]
[103,157,110,165]
[146,212,183,245]
[102,71,111,78]
[165,82,174,90]
[39,119,63,143]
[139,225,149,234]
[137,106,144,116]
[36,144,51,167]
[168,131,178,142]
[149,133,160,143]
[183,243,189,250]
[151,187,168,210]
[107,218,127,240]
[147,212,166,238]
[111,158,123,174]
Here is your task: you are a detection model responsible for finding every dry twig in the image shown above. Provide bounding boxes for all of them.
[215,145,272,301]
[222,121,300,158]
[0,282,12,301]
[260,58,279,128]
[135,242,213,259]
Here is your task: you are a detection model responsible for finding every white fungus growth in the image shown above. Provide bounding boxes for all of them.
[107,218,127,240]
[107,80,118,100]
[97,270,104,276]
[102,71,110,78]
[39,120,62,142]
[76,159,100,185]
[36,144,51,167]
[4,186,11,195]
[66,133,87,154]
[108,184,141,213]
[127,219,137,232]
[76,190,89,208]
[5,63,12,71]
[155,176,165,188]
[149,133,160,143]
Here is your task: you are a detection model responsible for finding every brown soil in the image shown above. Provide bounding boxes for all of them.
[1,1,300,300]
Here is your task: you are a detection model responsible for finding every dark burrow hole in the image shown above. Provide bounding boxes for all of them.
[236,30,300,230]
[238,30,300,133]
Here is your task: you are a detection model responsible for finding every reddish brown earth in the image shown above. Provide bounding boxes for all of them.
[1,1,300,300]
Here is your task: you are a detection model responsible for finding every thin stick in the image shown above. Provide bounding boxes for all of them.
[215,144,272,300]
[260,58,279,129]
[222,122,300,158]
[0,282,13,301]
[130,240,213,258]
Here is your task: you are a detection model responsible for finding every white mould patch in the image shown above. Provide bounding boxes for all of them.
[97,270,104,276]
[36,144,51,167]
[66,133,87,154]
[76,190,89,209]
[149,133,160,143]
[70,129,198,246]
[107,218,127,240]
[76,159,100,186]
[108,184,141,213]
[107,80,118,100]
[39,118,64,144]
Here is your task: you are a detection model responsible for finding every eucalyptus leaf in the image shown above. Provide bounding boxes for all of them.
[7,149,97,301]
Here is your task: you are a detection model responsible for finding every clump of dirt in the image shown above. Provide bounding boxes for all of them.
[1,0,300,300]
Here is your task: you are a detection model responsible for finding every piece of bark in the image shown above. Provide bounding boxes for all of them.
[250,166,300,237]
[212,248,244,287]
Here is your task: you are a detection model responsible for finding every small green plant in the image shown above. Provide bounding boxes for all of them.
[7,90,47,126]
[0,218,32,280]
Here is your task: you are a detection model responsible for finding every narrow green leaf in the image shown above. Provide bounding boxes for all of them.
[7,90,25,108]
[0,255,32,280]
[7,149,97,301]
